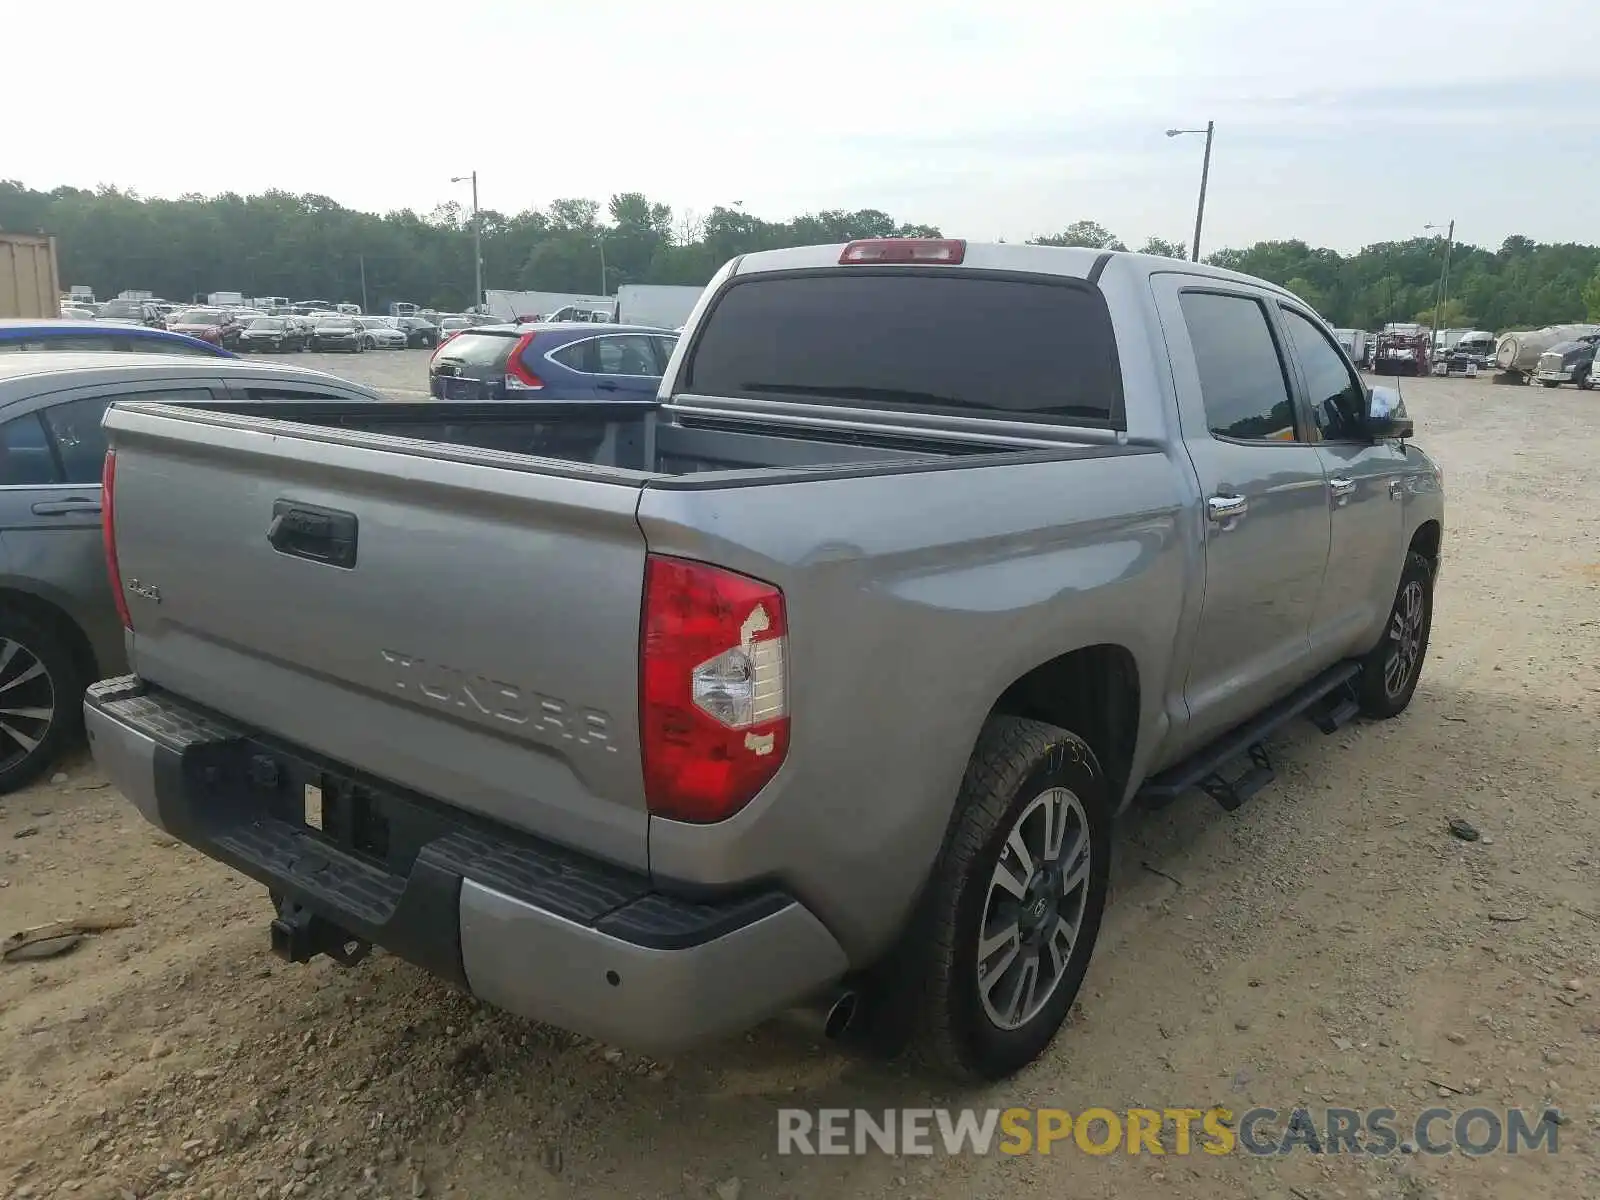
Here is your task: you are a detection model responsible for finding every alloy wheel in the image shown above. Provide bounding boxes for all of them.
[976,787,1092,1031]
[1384,580,1426,698]
[0,638,55,772]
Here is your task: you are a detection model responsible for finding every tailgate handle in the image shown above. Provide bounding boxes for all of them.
[267,500,358,569]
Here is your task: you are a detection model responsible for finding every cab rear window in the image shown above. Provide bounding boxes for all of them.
[684,272,1123,425]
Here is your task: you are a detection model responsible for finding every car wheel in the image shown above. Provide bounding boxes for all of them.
[1356,550,1434,719]
[1541,380,1561,388]
[886,716,1111,1081]
[0,609,85,795]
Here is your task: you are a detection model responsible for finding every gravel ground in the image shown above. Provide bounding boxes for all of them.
[2,373,1597,1200]
[269,348,435,400]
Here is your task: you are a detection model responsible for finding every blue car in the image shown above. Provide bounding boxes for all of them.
[0,319,236,358]
[428,322,677,402]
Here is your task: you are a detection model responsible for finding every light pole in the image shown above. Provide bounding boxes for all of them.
[595,232,607,298]
[1166,121,1215,263]
[1424,220,1455,338]
[450,172,481,311]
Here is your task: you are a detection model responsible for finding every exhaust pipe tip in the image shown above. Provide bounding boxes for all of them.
[823,990,859,1040]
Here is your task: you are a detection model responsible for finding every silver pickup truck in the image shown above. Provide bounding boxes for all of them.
[86,240,1444,1080]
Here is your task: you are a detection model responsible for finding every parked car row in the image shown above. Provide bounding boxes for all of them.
[57,295,481,353]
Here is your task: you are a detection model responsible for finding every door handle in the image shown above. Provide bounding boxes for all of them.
[596,381,620,391]
[31,498,102,516]
[1206,494,1249,523]
[1329,477,1356,503]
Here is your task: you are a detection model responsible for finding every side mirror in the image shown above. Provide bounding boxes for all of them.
[1365,385,1414,440]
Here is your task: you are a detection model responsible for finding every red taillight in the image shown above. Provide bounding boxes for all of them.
[504,332,544,391]
[102,450,132,630]
[640,555,789,823]
[839,238,966,265]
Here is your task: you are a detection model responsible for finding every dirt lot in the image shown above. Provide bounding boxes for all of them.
[2,372,1597,1200]
[274,347,435,401]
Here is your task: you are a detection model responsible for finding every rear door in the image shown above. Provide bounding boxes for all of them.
[590,334,665,401]
[1277,305,1407,660]
[542,338,601,401]
[1151,278,1333,752]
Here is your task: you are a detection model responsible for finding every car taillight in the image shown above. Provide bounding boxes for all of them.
[839,238,966,264]
[640,555,789,823]
[504,332,544,391]
[102,450,132,630]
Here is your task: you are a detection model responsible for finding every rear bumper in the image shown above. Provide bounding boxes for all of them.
[84,677,846,1053]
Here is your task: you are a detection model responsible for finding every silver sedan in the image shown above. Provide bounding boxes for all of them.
[356,317,410,351]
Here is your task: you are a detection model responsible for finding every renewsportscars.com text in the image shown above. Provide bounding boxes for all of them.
[776,1106,1564,1157]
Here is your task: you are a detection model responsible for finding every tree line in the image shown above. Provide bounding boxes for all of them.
[4,181,1597,331]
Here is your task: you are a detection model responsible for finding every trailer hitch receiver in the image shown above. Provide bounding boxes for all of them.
[270,898,371,968]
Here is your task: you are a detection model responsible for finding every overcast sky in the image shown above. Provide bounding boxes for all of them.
[17,0,1595,253]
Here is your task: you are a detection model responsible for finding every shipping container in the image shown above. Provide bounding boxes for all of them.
[1,232,62,319]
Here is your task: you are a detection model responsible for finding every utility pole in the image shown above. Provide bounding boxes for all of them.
[597,233,607,298]
[1426,220,1455,337]
[1166,121,1216,262]
[450,171,482,311]
[358,254,368,314]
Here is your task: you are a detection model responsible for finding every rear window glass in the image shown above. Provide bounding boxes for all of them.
[436,332,517,369]
[684,272,1122,424]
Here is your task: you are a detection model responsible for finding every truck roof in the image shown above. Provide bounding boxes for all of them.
[727,242,1302,301]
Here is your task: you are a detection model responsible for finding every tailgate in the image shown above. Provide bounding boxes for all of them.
[104,405,651,869]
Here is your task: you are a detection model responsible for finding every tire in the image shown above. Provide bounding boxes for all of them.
[0,609,86,795]
[1540,380,1560,388]
[1356,550,1434,719]
[901,716,1112,1081]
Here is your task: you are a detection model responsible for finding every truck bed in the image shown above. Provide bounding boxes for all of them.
[101,396,1155,878]
[143,399,1058,485]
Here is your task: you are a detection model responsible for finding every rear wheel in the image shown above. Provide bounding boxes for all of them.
[1541,380,1561,388]
[1357,551,1434,719]
[902,716,1111,1080]
[0,610,85,795]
